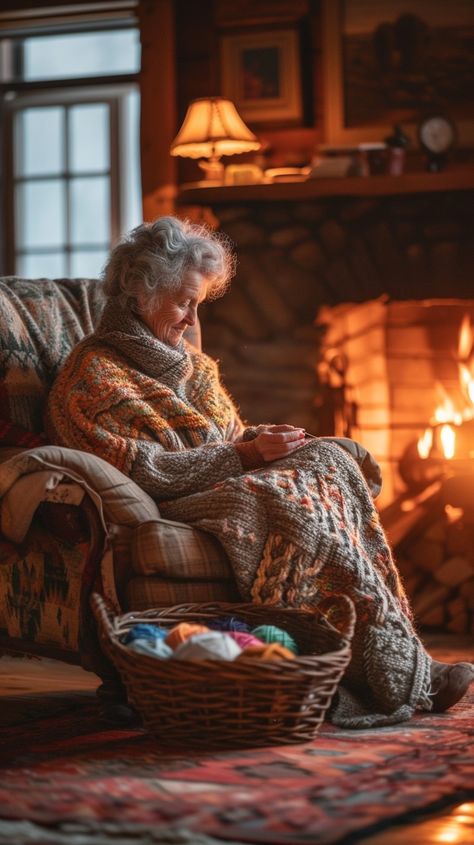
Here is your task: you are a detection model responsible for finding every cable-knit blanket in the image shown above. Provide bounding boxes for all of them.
[46,300,432,727]
[160,440,432,728]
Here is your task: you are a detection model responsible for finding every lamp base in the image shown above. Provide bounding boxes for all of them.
[198,158,224,182]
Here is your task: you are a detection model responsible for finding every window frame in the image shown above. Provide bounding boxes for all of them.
[0,19,140,276]
[4,83,140,276]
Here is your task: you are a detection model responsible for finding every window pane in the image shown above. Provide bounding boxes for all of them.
[70,177,110,245]
[70,104,109,173]
[16,180,66,248]
[16,107,64,176]
[70,250,108,278]
[23,30,140,81]
[17,251,66,278]
[123,89,142,232]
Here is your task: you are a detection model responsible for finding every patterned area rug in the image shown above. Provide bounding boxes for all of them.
[0,643,473,845]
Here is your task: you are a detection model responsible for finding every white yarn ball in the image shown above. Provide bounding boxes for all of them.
[173,631,242,661]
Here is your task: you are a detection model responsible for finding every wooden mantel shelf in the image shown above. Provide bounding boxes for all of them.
[177,167,474,205]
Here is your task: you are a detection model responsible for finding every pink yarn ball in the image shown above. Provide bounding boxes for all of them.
[227,631,264,650]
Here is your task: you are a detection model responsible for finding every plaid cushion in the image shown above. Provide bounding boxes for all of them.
[1,445,161,528]
[132,519,233,580]
[124,576,240,610]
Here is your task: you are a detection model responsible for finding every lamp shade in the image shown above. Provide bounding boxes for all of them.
[170,97,261,159]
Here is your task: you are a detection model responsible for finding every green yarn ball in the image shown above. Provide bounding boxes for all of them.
[251,624,299,655]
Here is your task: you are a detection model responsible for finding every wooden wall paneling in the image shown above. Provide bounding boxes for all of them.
[175,0,216,185]
[215,0,310,28]
[138,0,177,219]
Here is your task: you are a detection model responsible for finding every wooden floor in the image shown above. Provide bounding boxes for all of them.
[1,637,473,845]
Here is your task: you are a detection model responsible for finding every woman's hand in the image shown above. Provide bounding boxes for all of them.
[253,424,306,462]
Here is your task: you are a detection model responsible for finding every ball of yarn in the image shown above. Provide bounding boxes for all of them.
[227,631,264,650]
[127,638,173,659]
[237,643,296,662]
[173,631,242,662]
[207,616,251,633]
[165,622,210,650]
[251,624,299,655]
[121,623,167,645]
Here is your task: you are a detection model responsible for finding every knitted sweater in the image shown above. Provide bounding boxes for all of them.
[46,301,249,499]
[47,300,432,728]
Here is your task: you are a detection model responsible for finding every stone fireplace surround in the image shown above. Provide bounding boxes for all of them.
[178,179,474,634]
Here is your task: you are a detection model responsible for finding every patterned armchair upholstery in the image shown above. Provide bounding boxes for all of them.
[0,277,238,672]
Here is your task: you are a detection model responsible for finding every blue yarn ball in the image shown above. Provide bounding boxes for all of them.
[251,625,299,655]
[207,616,251,633]
[121,623,167,645]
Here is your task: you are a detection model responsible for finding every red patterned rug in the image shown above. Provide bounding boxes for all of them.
[0,641,473,845]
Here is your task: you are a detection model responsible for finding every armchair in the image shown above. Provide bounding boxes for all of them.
[0,277,238,675]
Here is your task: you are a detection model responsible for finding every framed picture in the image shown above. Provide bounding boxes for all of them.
[322,0,474,145]
[220,29,302,125]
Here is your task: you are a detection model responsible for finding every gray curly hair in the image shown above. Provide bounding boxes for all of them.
[102,216,236,309]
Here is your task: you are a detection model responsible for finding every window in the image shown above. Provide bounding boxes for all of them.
[1,24,141,278]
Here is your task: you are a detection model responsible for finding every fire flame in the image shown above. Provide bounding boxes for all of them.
[417,313,474,461]
[460,365,474,405]
[458,315,474,406]
[417,427,433,459]
[458,315,473,360]
[439,424,456,460]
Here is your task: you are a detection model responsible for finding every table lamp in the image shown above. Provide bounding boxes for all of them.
[170,97,261,183]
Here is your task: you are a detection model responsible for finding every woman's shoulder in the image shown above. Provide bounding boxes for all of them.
[56,334,131,385]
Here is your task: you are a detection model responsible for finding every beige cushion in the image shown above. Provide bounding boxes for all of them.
[0,445,160,529]
[125,576,240,610]
[132,519,232,580]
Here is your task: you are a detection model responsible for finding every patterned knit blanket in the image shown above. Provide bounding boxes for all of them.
[160,439,432,728]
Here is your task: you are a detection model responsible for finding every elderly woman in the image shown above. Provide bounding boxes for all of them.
[46,216,473,728]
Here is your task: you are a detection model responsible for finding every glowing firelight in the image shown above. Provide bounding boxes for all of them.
[439,424,456,459]
[417,314,474,461]
[433,385,463,426]
[459,364,474,405]
[417,427,433,459]
[458,314,473,360]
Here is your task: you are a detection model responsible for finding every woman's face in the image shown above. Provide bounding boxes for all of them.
[141,270,208,347]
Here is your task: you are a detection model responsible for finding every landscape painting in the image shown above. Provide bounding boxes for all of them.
[342,0,474,128]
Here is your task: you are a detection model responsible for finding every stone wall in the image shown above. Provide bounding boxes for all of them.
[200,190,473,436]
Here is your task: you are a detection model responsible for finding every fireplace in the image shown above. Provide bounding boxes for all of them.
[318,298,474,635]
[317,298,474,508]
[179,175,474,633]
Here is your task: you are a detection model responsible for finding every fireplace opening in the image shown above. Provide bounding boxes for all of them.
[317,297,474,635]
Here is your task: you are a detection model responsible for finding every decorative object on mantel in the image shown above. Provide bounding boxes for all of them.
[264,166,310,183]
[357,142,387,176]
[170,97,261,184]
[225,163,263,185]
[385,124,410,176]
[310,145,356,178]
[418,113,457,173]
[310,143,390,178]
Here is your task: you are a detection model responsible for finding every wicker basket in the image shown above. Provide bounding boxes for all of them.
[92,593,355,749]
